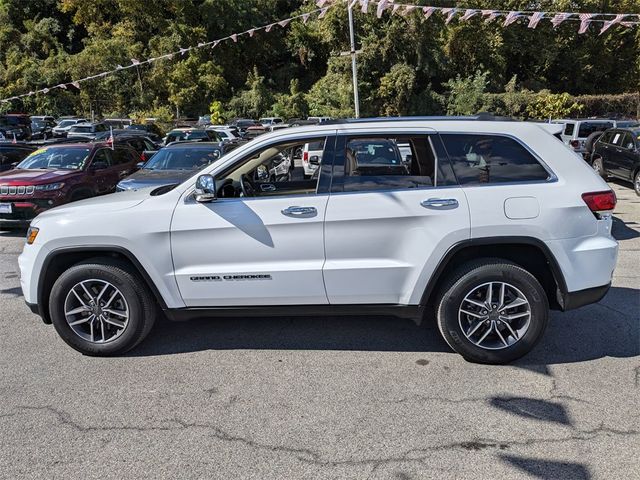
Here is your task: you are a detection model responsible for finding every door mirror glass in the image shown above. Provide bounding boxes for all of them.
[90,161,108,171]
[194,174,217,203]
[309,155,320,165]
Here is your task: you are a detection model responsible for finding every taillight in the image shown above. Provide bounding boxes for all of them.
[582,190,616,215]
[140,153,146,161]
[303,151,308,162]
[570,140,580,149]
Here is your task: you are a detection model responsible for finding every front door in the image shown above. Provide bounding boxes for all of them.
[171,134,335,307]
[322,131,471,305]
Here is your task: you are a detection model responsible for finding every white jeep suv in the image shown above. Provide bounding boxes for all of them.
[19,118,618,363]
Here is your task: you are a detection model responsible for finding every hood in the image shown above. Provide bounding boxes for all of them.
[117,169,194,190]
[33,188,151,225]
[0,168,81,185]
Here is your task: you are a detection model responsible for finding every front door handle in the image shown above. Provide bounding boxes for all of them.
[282,206,317,217]
[421,198,459,209]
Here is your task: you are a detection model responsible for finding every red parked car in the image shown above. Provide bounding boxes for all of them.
[0,142,140,227]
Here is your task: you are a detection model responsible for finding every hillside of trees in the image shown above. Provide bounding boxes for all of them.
[0,0,639,121]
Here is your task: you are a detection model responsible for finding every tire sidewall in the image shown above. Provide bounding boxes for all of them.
[49,264,145,356]
[634,171,640,196]
[439,265,548,364]
[592,158,605,178]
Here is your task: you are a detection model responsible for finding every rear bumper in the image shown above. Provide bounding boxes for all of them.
[557,283,611,311]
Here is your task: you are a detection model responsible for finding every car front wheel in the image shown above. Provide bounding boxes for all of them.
[634,170,640,196]
[49,260,157,356]
[435,259,549,364]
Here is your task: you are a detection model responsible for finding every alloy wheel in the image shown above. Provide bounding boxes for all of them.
[458,281,531,350]
[63,279,130,344]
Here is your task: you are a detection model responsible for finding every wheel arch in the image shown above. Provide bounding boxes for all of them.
[37,246,168,324]
[420,237,568,311]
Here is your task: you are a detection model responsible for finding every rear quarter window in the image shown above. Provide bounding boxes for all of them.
[440,134,550,185]
[578,122,613,138]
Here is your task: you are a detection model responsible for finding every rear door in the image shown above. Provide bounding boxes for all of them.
[322,130,470,305]
[615,132,638,180]
[606,130,626,178]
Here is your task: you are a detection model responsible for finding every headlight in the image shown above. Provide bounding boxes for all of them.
[34,182,65,191]
[26,227,39,245]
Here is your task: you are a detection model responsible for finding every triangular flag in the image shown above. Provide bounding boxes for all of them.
[318,7,329,19]
[578,13,594,34]
[503,11,520,26]
[551,13,572,28]
[230,34,238,42]
[600,14,626,35]
[361,0,369,14]
[302,13,311,24]
[265,23,275,32]
[248,28,256,37]
[131,58,140,65]
[278,19,291,28]
[423,6,436,20]
[441,8,458,25]
[376,0,388,18]
[72,81,80,89]
[460,9,478,21]
[528,12,545,29]
[57,84,67,90]
[179,47,189,55]
[482,10,500,23]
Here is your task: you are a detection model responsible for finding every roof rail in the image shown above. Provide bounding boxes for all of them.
[321,113,516,125]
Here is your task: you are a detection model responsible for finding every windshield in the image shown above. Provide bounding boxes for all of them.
[57,120,76,128]
[17,147,91,170]
[143,147,221,170]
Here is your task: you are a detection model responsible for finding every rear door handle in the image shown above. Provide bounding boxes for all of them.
[421,198,459,209]
[282,206,317,217]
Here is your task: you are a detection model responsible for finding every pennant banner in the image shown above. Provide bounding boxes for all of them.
[2,2,639,104]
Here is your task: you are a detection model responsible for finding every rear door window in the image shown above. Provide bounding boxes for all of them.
[112,148,135,165]
[578,122,614,138]
[335,136,437,191]
[440,134,550,185]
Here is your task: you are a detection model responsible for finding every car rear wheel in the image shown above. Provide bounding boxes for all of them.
[435,259,549,364]
[592,157,606,179]
[634,170,640,196]
[49,260,157,356]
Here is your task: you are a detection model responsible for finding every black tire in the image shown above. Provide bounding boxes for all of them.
[634,170,640,196]
[435,259,549,364]
[49,260,157,356]
[592,157,607,179]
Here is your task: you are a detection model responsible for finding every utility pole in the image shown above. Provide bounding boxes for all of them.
[347,2,361,118]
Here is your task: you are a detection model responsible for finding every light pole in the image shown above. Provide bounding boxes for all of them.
[347,1,361,118]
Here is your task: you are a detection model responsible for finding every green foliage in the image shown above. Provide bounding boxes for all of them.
[526,92,584,120]
[0,0,638,119]
[208,100,225,125]
[444,71,488,115]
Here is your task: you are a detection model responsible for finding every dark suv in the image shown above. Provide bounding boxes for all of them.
[591,127,640,195]
[0,143,140,226]
[0,143,37,172]
[0,114,32,141]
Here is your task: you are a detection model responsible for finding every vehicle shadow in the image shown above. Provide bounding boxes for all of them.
[129,314,450,357]
[515,286,639,374]
[612,215,639,240]
[499,455,591,480]
[129,287,638,362]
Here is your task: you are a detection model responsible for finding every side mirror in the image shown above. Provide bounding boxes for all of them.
[309,155,320,165]
[90,161,107,171]
[194,174,217,203]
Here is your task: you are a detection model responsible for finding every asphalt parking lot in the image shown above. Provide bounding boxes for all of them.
[0,182,638,480]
